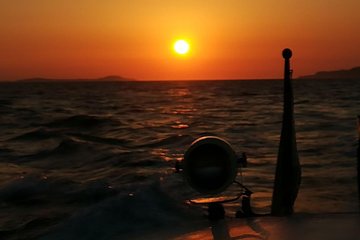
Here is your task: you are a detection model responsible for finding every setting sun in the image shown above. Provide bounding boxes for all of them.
[174,40,190,55]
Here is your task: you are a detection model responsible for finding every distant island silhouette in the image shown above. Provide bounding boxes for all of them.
[17,75,136,82]
[299,66,360,79]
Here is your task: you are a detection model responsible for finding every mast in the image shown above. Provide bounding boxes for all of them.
[357,116,360,209]
[271,49,301,216]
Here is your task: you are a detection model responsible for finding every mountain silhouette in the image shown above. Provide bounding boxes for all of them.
[299,67,360,79]
[17,75,136,82]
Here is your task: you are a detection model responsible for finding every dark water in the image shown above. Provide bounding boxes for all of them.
[0,79,359,239]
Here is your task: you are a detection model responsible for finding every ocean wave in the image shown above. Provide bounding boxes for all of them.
[135,134,194,148]
[0,147,13,156]
[10,128,60,141]
[68,133,129,146]
[16,138,102,168]
[0,99,13,115]
[0,174,122,207]
[0,217,65,239]
[44,115,118,129]
[0,99,13,106]
[66,180,118,204]
[0,175,75,205]
[41,138,85,156]
[41,182,206,240]
[294,100,310,105]
[119,159,164,168]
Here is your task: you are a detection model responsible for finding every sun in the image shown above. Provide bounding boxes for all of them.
[174,40,190,55]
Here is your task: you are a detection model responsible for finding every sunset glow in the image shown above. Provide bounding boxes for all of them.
[1,1,360,80]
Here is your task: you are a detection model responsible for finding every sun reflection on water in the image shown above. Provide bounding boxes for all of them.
[150,148,183,162]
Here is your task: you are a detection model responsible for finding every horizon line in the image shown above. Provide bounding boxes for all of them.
[0,77,351,83]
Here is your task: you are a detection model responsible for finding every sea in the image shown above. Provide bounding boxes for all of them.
[0,79,359,239]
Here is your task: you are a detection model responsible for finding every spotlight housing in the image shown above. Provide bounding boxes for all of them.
[183,136,238,195]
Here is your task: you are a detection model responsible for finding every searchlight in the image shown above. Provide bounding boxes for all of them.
[183,136,239,195]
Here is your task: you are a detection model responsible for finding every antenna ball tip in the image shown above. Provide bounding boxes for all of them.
[282,48,292,59]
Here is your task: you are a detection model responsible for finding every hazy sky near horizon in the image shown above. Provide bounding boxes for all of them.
[1,0,360,80]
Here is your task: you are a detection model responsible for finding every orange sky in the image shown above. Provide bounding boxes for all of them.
[1,0,360,80]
